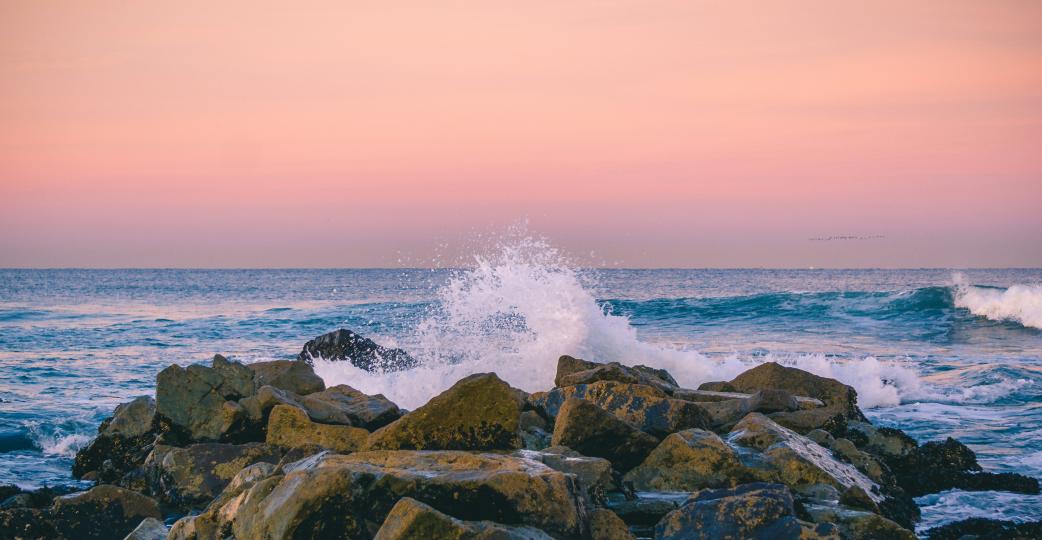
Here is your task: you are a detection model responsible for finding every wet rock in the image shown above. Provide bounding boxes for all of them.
[518,446,618,504]
[155,355,257,442]
[50,485,161,540]
[924,518,1042,540]
[231,450,586,539]
[374,497,554,540]
[729,362,865,423]
[623,428,764,491]
[73,397,158,481]
[298,384,402,429]
[886,437,1040,496]
[297,328,417,371]
[804,503,915,540]
[123,517,168,540]
[531,381,710,438]
[554,356,678,394]
[247,360,325,395]
[365,373,522,451]
[587,508,635,540]
[266,404,368,453]
[0,485,80,511]
[145,442,282,510]
[551,397,660,472]
[655,483,840,540]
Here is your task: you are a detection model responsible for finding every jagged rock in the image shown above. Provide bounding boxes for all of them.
[123,517,168,540]
[231,450,587,539]
[73,397,158,481]
[925,518,1042,540]
[550,397,659,472]
[623,428,765,491]
[247,360,325,395]
[587,508,635,540]
[374,497,554,539]
[145,442,282,510]
[728,362,865,426]
[729,413,883,503]
[50,485,161,540]
[297,328,417,371]
[554,356,678,394]
[804,503,915,540]
[885,437,1040,496]
[366,373,522,451]
[298,384,402,429]
[266,404,368,453]
[531,381,709,437]
[655,483,840,540]
[155,355,257,442]
[517,446,618,504]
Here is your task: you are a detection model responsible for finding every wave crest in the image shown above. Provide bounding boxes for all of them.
[953,274,1042,330]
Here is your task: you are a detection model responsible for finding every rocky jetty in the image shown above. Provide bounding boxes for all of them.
[3,331,1040,539]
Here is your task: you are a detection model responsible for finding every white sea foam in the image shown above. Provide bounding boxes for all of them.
[317,234,922,409]
[953,274,1042,330]
[23,421,92,458]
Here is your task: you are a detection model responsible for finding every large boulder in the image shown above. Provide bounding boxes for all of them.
[155,355,257,442]
[297,328,417,371]
[145,442,282,510]
[654,483,840,540]
[623,429,765,491]
[50,485,161,540]
[298,385,402,429]
[247,360,325,395]
[517,446,618,505]
[531,381,709,438]
[728,362,865,424]
[550,398,659,473]
[373,497,554,540]
[73,397,157,481]
[266,405,368,453]
[365,373,522,451]
[554,356,678,394]
[231,451,587,539]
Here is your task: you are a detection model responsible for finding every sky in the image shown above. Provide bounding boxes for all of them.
[1,1,1040,268]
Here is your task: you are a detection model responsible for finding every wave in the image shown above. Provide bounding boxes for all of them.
[315,234,925,410]
[953,274,1042,330]
[22,421,92,458]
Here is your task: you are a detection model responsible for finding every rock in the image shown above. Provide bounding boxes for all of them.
[531,381,709,438]
[247,360,325,395]
[518,446,618,504]
[374,497,554,540]
[298,384,402,429]
[155,355,257,442]
[266,404,368,453]
[698,390,801,430]
[231,450,586,539]
[804,503,915,540]
[297,328,417,371]
[365,373,522,451]
[587,508,635,540]
[73,397,158,481]
[0,485,79,510]
[0,508,59,539]
[123,517,168,540]
[843,422,917,460]
[604,492,687,535]
[806,429,835,447]
[554,356,677,394]
[146,442,282,510]
[886,437,1040,496]
[226,461,277,493]
[924,518,1042,540]
[729,362,865,422]
[551,397,660,472]
[238,385,304,428]
[50,485,161,540]
[655,483,839,540]
[623,429,764,491]
[104,396,156,438]
[697,381,738,393]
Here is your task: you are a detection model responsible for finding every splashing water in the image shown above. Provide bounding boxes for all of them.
[953,274,1042,330]
[315,235,923,409]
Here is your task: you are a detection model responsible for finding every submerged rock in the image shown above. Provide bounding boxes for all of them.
[247,360,325,395]
[366,373,522,451]
[885,437,1040,496]
[266,404,368,453]
[231,450,587,539]
[297,328,417,371]
[374,497,554,540]
[550,397,659,472]
[655,483,839,540]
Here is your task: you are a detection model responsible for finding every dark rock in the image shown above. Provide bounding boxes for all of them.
[297,328,417,371]
[73,397,158,481]
[887,437,1040,496]
[0,507,59,540]
[50,485,161,540]
[0,485,80,510]
[365,373,522,451]
[145,442,282,510]
[925,518,1042,540]
[550,397,659,473]
[803,503,915,540]
[247,360,325,395]
[373,497,554,539]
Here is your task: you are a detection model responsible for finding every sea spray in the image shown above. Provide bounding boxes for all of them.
[953,274,1042,330]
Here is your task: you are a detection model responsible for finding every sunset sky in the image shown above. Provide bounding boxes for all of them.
[2,1,1040,268]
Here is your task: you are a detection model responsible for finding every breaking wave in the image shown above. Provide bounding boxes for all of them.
[954,274,1042,330]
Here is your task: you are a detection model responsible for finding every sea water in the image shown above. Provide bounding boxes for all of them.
[1,239,1040,532]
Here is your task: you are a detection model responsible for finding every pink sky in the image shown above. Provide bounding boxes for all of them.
[2,1,1040,267]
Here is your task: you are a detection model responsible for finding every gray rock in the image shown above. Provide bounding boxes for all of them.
[247,360,325,395]
[104,396,156,439]
[550,397,659,473]
[155,355,257,442]
[122,517,168,540]
[298,384,402,429]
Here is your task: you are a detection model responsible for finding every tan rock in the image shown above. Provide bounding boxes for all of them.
[266,404,368,453]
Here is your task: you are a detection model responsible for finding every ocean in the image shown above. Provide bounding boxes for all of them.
[1,240,1041,533]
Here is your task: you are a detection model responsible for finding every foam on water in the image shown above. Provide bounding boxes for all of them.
[954,274,1042,330]
[316,236,926,410]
